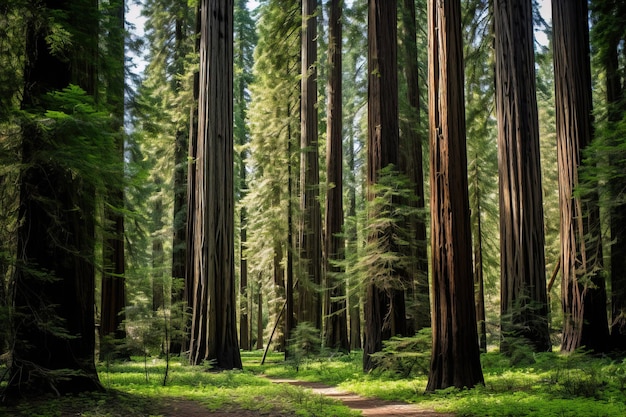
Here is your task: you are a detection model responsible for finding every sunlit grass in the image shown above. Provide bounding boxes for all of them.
[3,348,626,416]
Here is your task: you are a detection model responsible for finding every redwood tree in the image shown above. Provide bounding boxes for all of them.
[363,0,406,372]
[494,0,551,353]
[553,0,609,353]
[399,0,429,333]
[188,0,242,369]
[100,0,127,360]
[8,0,103,395]
[426,0,484,391]
[323,0,349,352]
[298,0,322,330]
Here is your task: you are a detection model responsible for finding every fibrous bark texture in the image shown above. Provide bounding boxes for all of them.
[426,0,484,391]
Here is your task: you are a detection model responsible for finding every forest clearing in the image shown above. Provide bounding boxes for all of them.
[3,349,626,416]
[2,0,626,416]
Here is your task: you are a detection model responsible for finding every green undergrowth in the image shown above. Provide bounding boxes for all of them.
[2,347,626,416]
[249,347,626,416]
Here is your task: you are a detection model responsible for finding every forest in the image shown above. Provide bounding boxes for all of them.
[1,0,626,416]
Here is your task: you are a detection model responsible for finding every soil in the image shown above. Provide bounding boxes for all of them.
[157,379,453,417]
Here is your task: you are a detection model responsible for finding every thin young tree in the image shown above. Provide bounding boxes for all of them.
[188,0,242,369]
[426,0,484,391]
[494,0,551,353]
[323,0,350,352]
[552,0,610,353]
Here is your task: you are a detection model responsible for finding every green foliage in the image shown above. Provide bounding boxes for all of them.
[288,322,321,371]
[5,350,626,416]
[369,329,432,378]
[358,165,422,293]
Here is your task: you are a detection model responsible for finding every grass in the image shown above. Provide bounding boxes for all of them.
[248,348,626,416]
[2,348,626,416]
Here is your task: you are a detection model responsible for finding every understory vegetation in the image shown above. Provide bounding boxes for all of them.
[2,344,626,417]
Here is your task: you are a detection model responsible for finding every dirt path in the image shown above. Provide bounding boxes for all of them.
[268,378,453,417]
[156,379,453,417]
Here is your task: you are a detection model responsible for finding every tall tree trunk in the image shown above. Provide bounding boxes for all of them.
[323,0,349,352]
[285,107,296,358]
[184,3,202,357]
[100,0,127,361]
[596,0,626,352]
[188,0,241,369]
[152,193,165,315]
[171,9,191,356]
[256,286,264,350]
[399,0,429,333]
[363,0,406,372]
[472,168,487,352]
[9,0,103,396]
[426,0,484,391]
[298,0,322,331]
[346,124,361,350]
[553,0,609,353]
[494,0,551,354]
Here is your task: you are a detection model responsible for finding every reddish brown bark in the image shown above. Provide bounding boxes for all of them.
[363,0,406,372]
[323,0,349,352]
[494,0,550,353]
[297,0,322,330]
[426,0,484,391]
[553,0,609,353]
[188,0,241,369]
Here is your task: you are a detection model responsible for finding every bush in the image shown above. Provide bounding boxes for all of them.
[369,328,431,377]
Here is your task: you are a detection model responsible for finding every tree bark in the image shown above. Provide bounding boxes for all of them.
[595,0,626,352]
[99,0,127,361]
[297,0,322,331]
[188,0,242,369]
[323,0,349,352]
[553,0,609,353]
[8,0,103,396]
[363,0,406,372]
[171,8,191,356]
[399,0,429,333]
[494,0,551,353]
[426,0,484,391]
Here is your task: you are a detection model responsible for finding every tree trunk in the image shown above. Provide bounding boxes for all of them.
[323,0,349,352]
[363,0,406,372]
[184,3,202,357]
[553,0,609,353]
[494,0,551,354]
[171,10,191,356]
[256,287,264,350]
[188,0,241,369]
[472,172,487,352]
[100,0,127,361]
[9,0,103,396]
[426,0,484,391]
[346,132,361,350]
[596,0,626,352]
[399,0,429,333]
[297,0,322,331]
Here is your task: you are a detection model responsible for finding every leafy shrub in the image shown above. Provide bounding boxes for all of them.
[288,322,321,371]
[369,328,431,377]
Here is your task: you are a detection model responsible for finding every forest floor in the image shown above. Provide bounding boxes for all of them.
[156,378,452,417]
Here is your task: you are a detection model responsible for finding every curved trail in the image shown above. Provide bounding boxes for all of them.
[268,378,453,417]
